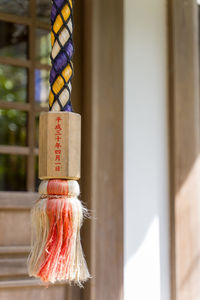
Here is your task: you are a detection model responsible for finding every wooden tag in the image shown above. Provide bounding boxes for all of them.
[39,112,81,180]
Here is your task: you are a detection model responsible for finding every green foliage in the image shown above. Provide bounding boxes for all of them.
[0,64,27,103]
[0,64,27,191]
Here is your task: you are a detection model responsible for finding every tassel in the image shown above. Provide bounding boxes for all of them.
[28,0,90,286]
[28,180,90,286]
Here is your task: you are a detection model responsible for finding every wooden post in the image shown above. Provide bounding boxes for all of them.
[82,0,124,299]
[169,1,200,299]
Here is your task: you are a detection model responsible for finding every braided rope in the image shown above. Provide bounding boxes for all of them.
[49,0,74,112]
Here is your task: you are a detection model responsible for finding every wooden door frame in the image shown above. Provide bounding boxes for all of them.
[81,0,124,299]
[169,1,200,299]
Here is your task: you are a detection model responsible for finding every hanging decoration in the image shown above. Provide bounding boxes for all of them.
[28,0,90,286]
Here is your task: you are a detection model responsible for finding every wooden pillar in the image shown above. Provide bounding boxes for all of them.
[81,0,124,299]
[169,1,200,299]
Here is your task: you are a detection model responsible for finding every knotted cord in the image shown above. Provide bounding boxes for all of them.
[49,0,74,112]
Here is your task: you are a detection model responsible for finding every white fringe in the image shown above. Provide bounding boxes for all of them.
[28,197,90,286]
[28,198,49,276]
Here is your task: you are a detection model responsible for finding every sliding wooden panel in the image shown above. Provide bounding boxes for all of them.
[0,0,82,299]
[169,1,200,299]
[82,0,123,299]
[0,192,79,299]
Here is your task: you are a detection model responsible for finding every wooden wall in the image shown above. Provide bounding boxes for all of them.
[169,1,200,299]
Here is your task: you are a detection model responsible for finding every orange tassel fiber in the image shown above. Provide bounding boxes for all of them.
[28,180,90,286]
[28,0,90,286]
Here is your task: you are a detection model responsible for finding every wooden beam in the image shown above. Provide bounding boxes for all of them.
[0,279,64,289]
[0,258,28,277]
[0,12,31,26]
[0,246,30,254]
[0,146,38,156]
[0,146,30,156]
[82,0,123,299]
[0,57,30,69]
[169,1,200,299]
[0,12,50,31]
[0,192,37,210]
[0,102,30,111]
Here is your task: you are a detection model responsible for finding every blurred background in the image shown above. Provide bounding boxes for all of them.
[0,0,199,300]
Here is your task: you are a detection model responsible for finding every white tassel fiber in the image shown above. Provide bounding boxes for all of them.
[28,180,90,286]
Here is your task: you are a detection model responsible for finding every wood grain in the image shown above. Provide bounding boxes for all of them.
[82,0,123,299]
[0,285,67,300]
[0,258,27,277]
[0,56,30,68]
[169,1,200,299]
[0,12,31,25]
[0,246,30,255]
[0,146,30,156]
[39,112,81,180]
[0,101,30,111]
[0,211,31,246]
[0,192,37,210]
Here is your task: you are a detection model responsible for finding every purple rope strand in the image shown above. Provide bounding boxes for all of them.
[51,0,66,23]
[50,40,73,85]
